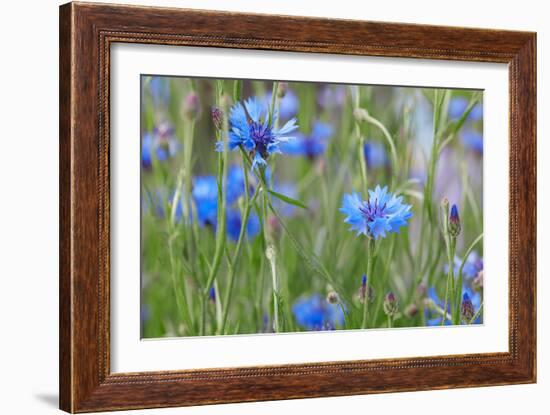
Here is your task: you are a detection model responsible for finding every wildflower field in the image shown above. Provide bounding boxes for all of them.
[141,76,484,338]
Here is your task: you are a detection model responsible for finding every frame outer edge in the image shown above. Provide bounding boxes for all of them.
[59,2,537,412]
[59,2,75,413]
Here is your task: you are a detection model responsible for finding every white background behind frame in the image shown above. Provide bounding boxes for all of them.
[110,43,509,373]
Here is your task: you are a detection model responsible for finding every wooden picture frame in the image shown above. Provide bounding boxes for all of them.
[59,2,536,412]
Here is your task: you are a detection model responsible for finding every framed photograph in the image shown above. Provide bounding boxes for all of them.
[59,2,536,412]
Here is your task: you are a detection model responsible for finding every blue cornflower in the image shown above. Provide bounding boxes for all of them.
[449,97,483,122]
[461,129,483,154]
[219,97,299,169]
[444,250,483,280]
[340,186,413,240]
[264,89,299,120]
[141,133,154,169]
[191,175,219,227]
[281,121,333,159]
[226,208,260,241]
[292,294,344,331]
[226,165,249,205]
[363,141,389,169]
[191,171,259,241]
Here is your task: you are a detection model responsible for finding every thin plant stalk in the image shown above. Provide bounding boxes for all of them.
[202,82,229,329]
[361,238,375,329]
[266,245,280,332]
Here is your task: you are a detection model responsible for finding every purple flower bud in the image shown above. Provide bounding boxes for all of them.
[460,293,475,323]
[211,107,224,130]
[448,204,461,237]
[383,291,399,316]
[359,274,375,304]
[208,286,216,303]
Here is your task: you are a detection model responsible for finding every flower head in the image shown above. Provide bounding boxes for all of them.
[460,292,475,323]
[461,129,483,154]
[340,186,413,239]
[191,170,259,241]
[292,294,344,331]
[222,97,298,169]
[226,208,260,241]
[192,176,219,227]
[444,251,483,280]
[209,287,216,303]
[363,141,389,169]
[383,292,399,317]
[211,107,224,131]
[358,274,374,304]
[448,204,461,237]
[281,121,333,160]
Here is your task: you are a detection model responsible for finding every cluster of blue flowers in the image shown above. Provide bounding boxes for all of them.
[425,250,484,325]
[192,166,260,242]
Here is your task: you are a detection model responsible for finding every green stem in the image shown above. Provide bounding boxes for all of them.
[266,245,279,332]
[352,87,368,193]
[203,82,229,329]
[453,232,484,324]
[167,235,193,334]
[361,238,375,329]
[469,300,484,324]
[442,236,456,326]
[218,190,260,334]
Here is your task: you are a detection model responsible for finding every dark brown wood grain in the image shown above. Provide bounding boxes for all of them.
[59,2,537,412]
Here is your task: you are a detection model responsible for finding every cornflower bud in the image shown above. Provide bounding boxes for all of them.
[211,107,223,130]
[359,274,375,304]
[209,286,216,304]
[383,292,399,317]
[460,293,475,323]
[448,204,461,237]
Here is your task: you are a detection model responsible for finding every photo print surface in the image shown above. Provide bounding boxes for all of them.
[140,76,484,338]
